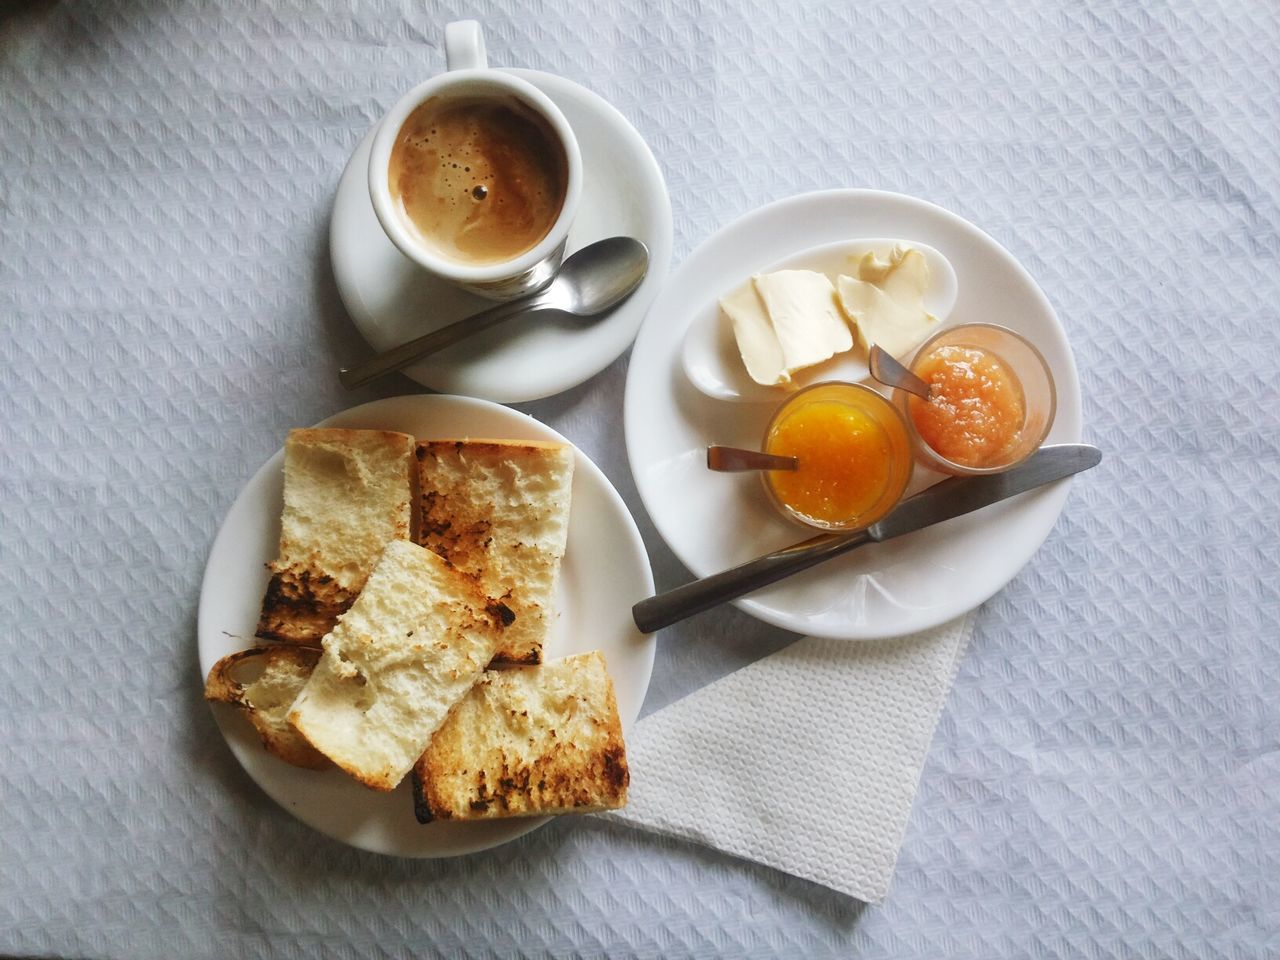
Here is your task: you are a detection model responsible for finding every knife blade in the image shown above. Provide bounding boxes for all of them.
[631,443,1101,634]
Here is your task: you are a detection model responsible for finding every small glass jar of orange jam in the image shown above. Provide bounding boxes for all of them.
[762,382,913,530]
[895,323,1056,476]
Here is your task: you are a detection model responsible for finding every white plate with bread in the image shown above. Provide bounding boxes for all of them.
[198,394,655,856]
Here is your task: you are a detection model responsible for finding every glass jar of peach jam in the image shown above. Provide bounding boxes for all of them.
[894,323,1056,476]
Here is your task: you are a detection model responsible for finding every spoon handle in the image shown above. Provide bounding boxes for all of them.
[706,446,799,472]
[868,345,932,400]
[339,296,541,390]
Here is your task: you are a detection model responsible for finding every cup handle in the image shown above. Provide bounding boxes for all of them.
[445,20,487,70]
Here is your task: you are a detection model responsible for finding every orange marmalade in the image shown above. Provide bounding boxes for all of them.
[763,383,912,529]
[908,344,1025,468]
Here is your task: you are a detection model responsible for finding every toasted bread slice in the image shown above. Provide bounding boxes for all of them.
[412,650,628,822]
[256,428,416,644]
[415,439,574,665]
[287,539,513,792]
[204,646,328,769]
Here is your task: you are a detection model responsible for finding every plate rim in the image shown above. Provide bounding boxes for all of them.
[624,188,1083,640]
[197,394,655,856]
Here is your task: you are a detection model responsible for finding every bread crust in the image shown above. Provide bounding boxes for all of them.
[205,646,329,769]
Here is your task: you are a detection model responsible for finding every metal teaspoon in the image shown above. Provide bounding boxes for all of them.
[339,237,650,390]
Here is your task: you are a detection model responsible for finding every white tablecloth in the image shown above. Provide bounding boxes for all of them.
[2,1,1277,956]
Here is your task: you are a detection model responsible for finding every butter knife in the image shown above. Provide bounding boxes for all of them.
[632,443,1101,634]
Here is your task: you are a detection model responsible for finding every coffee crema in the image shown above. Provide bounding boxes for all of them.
[388,96,568,266]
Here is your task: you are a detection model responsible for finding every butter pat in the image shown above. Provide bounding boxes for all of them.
[719,280,786,387]
[754,270,853,374]
[837,246,938,359]
[720,270,852,386]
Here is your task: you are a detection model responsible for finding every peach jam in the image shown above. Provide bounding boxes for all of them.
[763,383,912,529]
[908,344,1026,468]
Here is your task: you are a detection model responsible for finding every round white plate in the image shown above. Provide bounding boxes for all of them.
[198,395,656,856]
[625,189,1083,641]
[331,70,673,404]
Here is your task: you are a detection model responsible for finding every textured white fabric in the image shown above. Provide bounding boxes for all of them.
[2,0,1278,957]
[613,616,973,902]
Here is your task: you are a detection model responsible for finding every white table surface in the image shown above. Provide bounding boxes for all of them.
[2,1,1277,957]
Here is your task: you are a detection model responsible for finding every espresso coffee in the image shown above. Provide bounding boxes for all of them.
[388,96,568,266]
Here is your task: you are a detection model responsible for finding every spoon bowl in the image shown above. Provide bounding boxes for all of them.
[542,236,651,316]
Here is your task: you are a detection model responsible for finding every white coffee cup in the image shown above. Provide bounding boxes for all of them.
[368,21,582,300]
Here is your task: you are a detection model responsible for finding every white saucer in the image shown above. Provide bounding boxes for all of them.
[624,190,1083,641]
[198,395,656,857]
[331,70,673,403]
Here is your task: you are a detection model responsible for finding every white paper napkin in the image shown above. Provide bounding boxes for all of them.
[609,613,974,902]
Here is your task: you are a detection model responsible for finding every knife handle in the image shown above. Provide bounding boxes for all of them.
[631,529,873,634]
